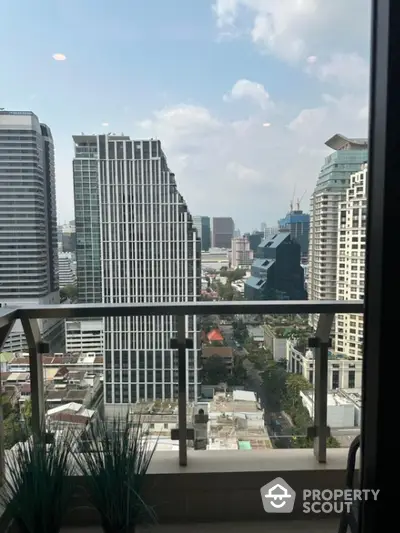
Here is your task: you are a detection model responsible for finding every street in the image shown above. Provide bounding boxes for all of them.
[219,323,292,447]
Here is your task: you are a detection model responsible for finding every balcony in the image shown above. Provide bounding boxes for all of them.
[0,300,363,532]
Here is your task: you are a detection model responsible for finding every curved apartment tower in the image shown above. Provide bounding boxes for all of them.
[0,111,62,352]
[73,135,201,414]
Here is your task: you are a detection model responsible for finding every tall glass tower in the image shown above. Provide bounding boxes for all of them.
[73,135,201,415]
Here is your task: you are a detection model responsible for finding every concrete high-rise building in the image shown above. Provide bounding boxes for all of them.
[279,209,310,263]
[0,110,62,352]
[308,134,368,330]
[231,237,253,269]
[73,135,201,413]
[263,226,279,239]
[334,165,367,360]
[212,217,234,248]
[192,216,211,251]
[58,252,77,288]
[58,221,76,253]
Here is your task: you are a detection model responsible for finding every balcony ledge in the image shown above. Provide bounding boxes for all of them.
[148,448,353,474]
[60,449,355,526]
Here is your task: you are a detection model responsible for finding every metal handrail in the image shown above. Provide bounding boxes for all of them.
[0,300,364,471]
[1,299,363,320]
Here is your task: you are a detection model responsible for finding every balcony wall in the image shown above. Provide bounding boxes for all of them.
[60,449,353,526]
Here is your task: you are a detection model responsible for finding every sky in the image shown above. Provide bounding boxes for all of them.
[0,0,371,232]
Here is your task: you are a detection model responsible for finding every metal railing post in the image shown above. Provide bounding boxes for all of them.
[309,313,334,463]
[170,315,193,466]
[177,316,187,466]
[21,317,47,438]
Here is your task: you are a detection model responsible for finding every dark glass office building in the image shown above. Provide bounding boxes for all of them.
[244,231,306,301]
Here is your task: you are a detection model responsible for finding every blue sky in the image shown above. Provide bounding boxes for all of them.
[0,0,371,231]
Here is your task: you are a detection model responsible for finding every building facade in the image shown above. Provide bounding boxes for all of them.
[334,165,367,359]
[192,215,211,251]
[58,221,76,253]
[230,236,253,269]
[73,135,201,412]
[0,110,62,352]
[65,319,104,354]
[58,252,77,288]
[308,134,368,330]
[278,209,310,263]
[244,231,306,301]
[212,217,234,248]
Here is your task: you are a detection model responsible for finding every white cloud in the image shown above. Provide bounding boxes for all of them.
[287,107,327,134]
[212,0,238,28]
[212,0,370,64]
[136,88,368,228]
[223,79,273,110]
[315,53,369,91]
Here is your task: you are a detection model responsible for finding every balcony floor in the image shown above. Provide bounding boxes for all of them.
[65,518,340,533]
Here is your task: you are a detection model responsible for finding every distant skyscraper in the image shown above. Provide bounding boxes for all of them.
[263,226,279,239]
[73,135,201,414]
[244,231,264,252]
[335,164,367,360]
[0,110,62,352]
[212,217,234,248]
[231,237,253,269]
[308,134,368,329]
[58,221,76,253]
[192,216,211,251]
[279,209,310,263]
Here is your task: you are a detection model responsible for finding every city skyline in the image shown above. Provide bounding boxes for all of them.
[1,0,370,229]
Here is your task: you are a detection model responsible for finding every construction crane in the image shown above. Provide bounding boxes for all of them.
[296,190,307,211]
[290,185,296,212]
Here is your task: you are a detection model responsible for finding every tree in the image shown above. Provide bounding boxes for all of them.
[226,269,246,283]
[60,284,78,301]
[260,360,287,412]
[232,319,248,344]
[21,399,32,426]
[228,355,248,386]
[200,315,219,333]
[202,355,229,385]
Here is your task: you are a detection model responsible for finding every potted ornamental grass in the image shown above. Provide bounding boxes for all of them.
[73,413,157,533]
[0,426,74,533]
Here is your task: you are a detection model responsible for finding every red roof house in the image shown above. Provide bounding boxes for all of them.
[207,329,224,343]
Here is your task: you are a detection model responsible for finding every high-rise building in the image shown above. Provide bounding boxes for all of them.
[244,231,306,301]
[308,134,368,329]
[0,110,62,352]
[212,217,234,248]
[263,226,279,239]
[58,221,76,253]
[335,164,367,360]
[231,236,253,269]
[58,252,77,288]
[73,135,201,414]
[279,209,310,263]
[192,216,211,251]
[244,231,264,253]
